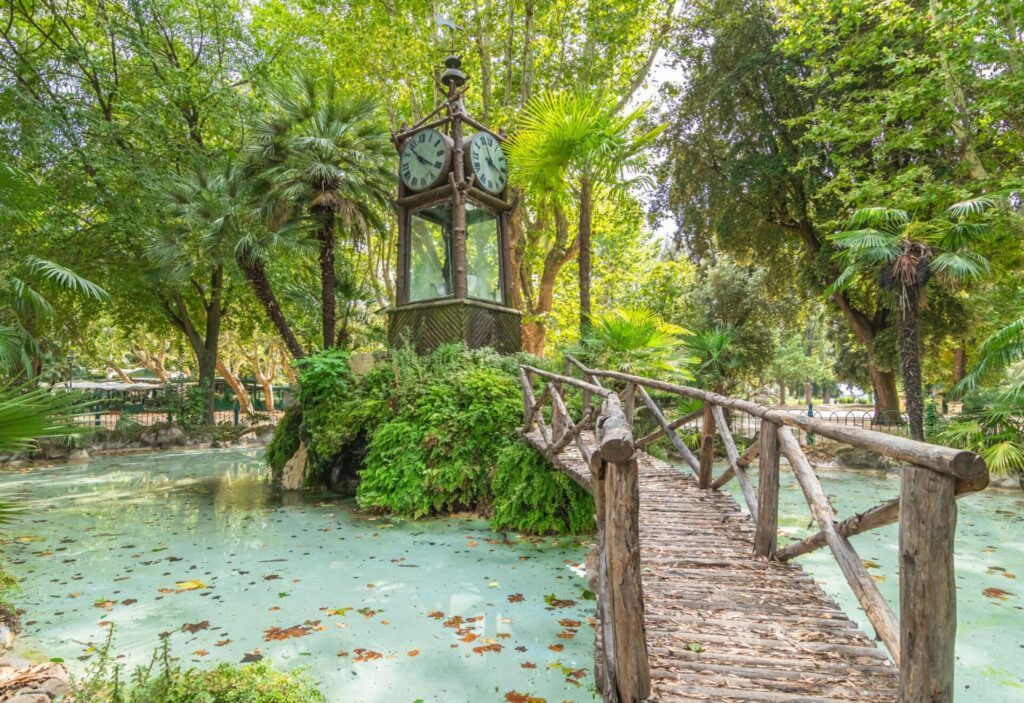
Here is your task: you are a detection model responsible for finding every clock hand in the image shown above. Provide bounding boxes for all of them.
[409,146,430,165]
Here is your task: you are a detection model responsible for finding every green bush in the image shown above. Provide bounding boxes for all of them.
[284,344,593,535]
[491,440,594,534]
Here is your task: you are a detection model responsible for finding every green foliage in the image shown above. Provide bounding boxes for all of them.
[289,344,590,534]
[491,440,594,535]
[578,307,696,378]
[0,383,92,453]
[166,383,211,431]
[72,631,325,703]
[936,389,1024,477]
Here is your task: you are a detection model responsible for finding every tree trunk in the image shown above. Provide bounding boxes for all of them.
[822,384,831,405]
[778,381,786,406]
[522,319,547,356]
[952,345,967,387]
[314,204,337,350]
[217,358,253,415]
[107,361,133,384]
[805,380,813,406]
[578,177,593,339]
[898,286,925,441]
[236,252,305,359]
[868,365,901,425]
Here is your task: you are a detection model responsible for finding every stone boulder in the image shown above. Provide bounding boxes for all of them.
[834,447,891,471]
[281,442,307,491]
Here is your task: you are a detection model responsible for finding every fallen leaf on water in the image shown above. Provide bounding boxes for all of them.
[193,650,209,657]
[407,649,420,657]
[558,619,581,628]
[982,587,1014,601]
[543,594,575,609]
[461,633,478,643]
[427,611,444,619]
[174,580,208,592]
[215,639,231,647]
[548,644,564,652]
[504,692,546,703]
[871,574,886,583]
[488,581,500,588]
[241,650,263,663]
[336,650,348,657]
[182,621,210,634]
[353,648,382,662]
[556,630,575,639]
[472,643,503,654]
[507,594,524,603]
[94,600,116,610]
[264,624,316,641]
[121,599,137,606]
[467,540,479,548]
[327,607,353,617]
[264,574,281,581]
[520,662,536,669]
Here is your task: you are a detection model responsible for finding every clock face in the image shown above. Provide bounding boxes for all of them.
[468,132,508,194]
[400,128,450,191]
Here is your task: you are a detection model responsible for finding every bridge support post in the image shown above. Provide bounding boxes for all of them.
[754,421,780,558]
[898,466,957,702]
[698,403,715,488]
[605,456,650,702]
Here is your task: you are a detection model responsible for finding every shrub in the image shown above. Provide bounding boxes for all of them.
[283,344,592,535]
[72,633,325,703]
[491,440,594,534]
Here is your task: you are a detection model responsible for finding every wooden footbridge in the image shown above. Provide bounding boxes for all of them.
[518,357,989,703]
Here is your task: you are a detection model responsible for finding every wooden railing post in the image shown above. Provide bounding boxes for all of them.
[898,466,957,702]
[698,402,715,488]
[754,421,780,558]
[520,369,535,432]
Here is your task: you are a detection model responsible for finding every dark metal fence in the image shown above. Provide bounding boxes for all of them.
[69,381,291,431]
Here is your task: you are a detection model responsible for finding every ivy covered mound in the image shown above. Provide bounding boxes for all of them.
[267,345,593,535]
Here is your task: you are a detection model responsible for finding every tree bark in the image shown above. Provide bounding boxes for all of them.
[314,204,337,350]
[899,285,925,441]
[578,177,593,339]
[217,358,253,415]
[778,381,786,406]
[236,252,305,359]
[952,345,967,387]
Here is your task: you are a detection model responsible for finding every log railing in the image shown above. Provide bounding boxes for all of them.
[520,356,989,703]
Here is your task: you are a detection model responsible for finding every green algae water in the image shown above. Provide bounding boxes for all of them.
[0,448,598,703]
[723,462,1024,702]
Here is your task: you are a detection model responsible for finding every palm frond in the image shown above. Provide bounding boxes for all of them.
[0,383,93,453]
[23,257,108,301]
[929,251,990,283]
[981,440,1024,476]
[946,192,1013,218]
[847,207,909,231]
[954,318,1024,396]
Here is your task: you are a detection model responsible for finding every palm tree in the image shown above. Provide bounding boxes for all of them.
[247,71,393,350]
[509,92,665,338]
[688,327,740,394]
[582,307,697,378]
[828,195,1005,440]
[953,317,1024,399]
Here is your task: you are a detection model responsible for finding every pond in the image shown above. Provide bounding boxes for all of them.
[723,461,1024,702]
[0,448,598,703]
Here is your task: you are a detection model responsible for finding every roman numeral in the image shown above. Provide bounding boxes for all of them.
[434,161,442,169]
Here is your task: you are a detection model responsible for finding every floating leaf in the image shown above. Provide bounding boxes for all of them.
[241,650,263,663]
[353,648,382,662]
[427,611,444,619]
[507,594,524,603]
[407,649,420,657]
[558,619,581,628]
[520,662,536,669]
[193,650,209,657]
[548,644,564,652]
[215,639,231,647]
[504,692,545,703]
[982,587,1014,601]
[174,580,208,592]
[472,643,503,655]
[182,621,210,634]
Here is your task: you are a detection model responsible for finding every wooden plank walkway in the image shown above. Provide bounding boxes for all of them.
[526,430,899,702]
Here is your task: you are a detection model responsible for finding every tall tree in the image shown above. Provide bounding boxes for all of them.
[248,71,393,351]
[510,91,663,338]
[830,197,1005,439]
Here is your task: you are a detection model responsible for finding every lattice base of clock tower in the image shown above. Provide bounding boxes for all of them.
[387,299,522,355]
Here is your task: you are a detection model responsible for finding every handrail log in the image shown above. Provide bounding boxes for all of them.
[711,437,759,490]
[635,406,703,449]
[598,393,635,464]
[520,364,611,398]
[711,405,758,520]
[778,427,901,663]
[776,470,989,562]
[575,365,985,480]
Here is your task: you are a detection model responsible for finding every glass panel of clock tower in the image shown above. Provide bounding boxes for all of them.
[466,203,501,303]
[408,205,453,302]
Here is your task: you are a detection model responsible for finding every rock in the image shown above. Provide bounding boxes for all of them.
[349,352,376,379]
[281,443,307,491]
[0,624,16,650]
[0,655,31,670]
[156,426,185,446]
[989,475,1024,491]
[834,447,890,471]
[36,675,70,699]
[5,693,50,703]
[257,428,275,443]
[67,448,90,462]
[140,431,159,447]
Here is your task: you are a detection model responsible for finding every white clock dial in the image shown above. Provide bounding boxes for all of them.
[467,132,508,194]
[400,128,450,191]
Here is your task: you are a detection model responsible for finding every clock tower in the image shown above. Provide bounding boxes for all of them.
[388,52,521,354]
